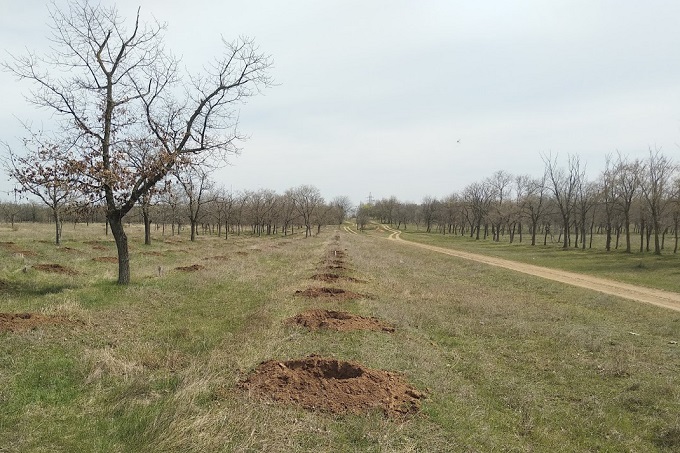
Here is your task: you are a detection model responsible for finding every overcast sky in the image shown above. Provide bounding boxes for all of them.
[2,1,680,206]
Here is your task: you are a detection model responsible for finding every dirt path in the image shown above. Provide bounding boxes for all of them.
[383,226,680,313]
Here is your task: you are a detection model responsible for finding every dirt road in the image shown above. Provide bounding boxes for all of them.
[383,226,680,313]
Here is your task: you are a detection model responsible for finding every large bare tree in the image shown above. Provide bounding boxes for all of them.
[4,1,272,283]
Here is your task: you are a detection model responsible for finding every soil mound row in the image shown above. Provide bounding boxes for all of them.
[286,309,395,332]
[241,355,424,417]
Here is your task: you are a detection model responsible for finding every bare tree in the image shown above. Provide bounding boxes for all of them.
[640,148,676,255]
[175,166,215,241]
[462,182,492,240]
[420,196,439,233]
[613,154,641,253]
[599,154,618,251]
[290,185,324,238]
[331,196,354,225]
[543,153,582,249]
[487,170,513,242]
[4,1,272,283]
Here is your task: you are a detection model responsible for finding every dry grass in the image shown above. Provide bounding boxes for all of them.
[0,222,678,451]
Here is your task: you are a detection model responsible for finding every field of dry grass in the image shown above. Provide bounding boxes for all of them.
[1,222,679,451]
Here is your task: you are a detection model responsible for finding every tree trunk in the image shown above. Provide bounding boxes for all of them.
[605,222,611,251]
[108,213,130,285]
[640,222,644,253]
[143,210,151,245]
[53,210,61,245]
[624,213,631,253]
[190,220,197,241]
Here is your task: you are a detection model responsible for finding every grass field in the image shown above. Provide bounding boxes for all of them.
[1,222,679,451]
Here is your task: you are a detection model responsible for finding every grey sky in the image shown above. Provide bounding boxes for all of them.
[2,1,680,206]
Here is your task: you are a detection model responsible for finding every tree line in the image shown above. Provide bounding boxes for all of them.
[360,150,680,255]
[0,183,353,243]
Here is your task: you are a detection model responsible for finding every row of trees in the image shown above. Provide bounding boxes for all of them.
[361,150,680,255]
[0,183,353,242]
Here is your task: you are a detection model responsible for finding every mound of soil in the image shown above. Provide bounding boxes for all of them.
[295,287,363,300]
[0,313,80,332]
[14,250,38,257]
[241,355,424,416]
[175,264,205,272]
[92,256,118,263]
[33,263,77,275]
[286,310,394,332]
[311,273,366,283]
[329,250,346,258]
[141,251,164,256]
[236,251,248,256]
[59,246,81,253]
[311,273,341,282]
[204,255,229,261]
[91,245,108,251]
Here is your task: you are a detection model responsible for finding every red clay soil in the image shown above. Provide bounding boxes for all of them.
[33,263,78,275]
[0,313,80,332]
[286,309,394,332]
[241,355,424,417]
[295,287,364,300]
[175,264,206,272]
[92,256,118,263]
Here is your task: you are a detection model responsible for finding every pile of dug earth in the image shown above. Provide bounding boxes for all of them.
[241,234,425,417]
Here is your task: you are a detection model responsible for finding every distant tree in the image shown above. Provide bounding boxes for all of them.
[613,154,642,253]
[175,166,215,242]
[331,196,354,225]
[279,190,299,236]
[4,1,272,283]
[291,185,324,237]
[640,148,676,255]
[420,196,439,233]
[487,170,513,242]
[543,153,582,249]
[356,203,372,231]
[3,137,74,244]
[462,182,492,239]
